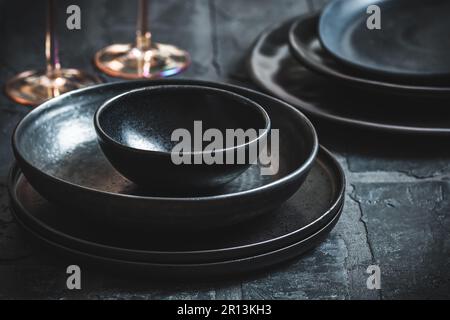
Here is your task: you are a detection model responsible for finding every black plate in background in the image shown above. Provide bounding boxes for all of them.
[319,0,450,79]
[289,14,450,96]
[9,147,345,264]
[248,17,450,135]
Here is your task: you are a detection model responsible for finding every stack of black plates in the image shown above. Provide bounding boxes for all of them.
[248,0,450,135]
[9,80,345,277]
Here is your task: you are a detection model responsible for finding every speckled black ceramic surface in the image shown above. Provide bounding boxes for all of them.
[12,80,318,230]
[94,85,270,190]
[9,147,344,266]
[319,0,450,79]
[288,14,450,96]
[249,17,450,135]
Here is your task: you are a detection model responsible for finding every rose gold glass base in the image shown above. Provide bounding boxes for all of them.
[5,69,101,106]
[94,43,190,79]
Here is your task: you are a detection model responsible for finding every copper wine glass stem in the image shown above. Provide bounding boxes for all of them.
[4,0,100,106]
[136,0,151,51]
[45,0,61,78]
[93,0,189,79]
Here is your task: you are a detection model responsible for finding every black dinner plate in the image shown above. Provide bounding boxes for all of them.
[9,147,345,264]
[11,199,343,278]
[12,80,318,231]
[319,0,450,80]
[289,14,450,96]
[248,17,450,135]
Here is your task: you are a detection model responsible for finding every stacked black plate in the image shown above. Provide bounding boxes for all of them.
[9,80,345,277]
[248,0,450,135]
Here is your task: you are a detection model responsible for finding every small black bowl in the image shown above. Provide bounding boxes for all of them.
[94,85,271,191]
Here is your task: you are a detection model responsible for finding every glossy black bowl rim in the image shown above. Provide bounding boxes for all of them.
[8,147,343,257]
[12,79,319,202]
[94,85,271,156]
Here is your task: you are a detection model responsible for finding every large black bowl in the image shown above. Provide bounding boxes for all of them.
[12,80,318,230]
[94,85,270,190]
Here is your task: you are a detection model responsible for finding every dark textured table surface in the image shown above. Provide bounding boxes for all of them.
[0,0,449,299]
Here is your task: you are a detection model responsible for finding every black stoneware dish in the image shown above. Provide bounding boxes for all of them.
[288,14,450,97]
[94,85,270,191]
[248,17,450,135]
[8,147,345,264]
[12,80,318,231]
[12,204,343,278]
[11,195,343,278]
[319,0,450,80]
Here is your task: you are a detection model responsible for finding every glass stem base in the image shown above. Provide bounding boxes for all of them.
[94,42,190,79]
[5,69,101,106]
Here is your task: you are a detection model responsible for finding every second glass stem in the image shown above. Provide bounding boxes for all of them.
[136,0,151,51]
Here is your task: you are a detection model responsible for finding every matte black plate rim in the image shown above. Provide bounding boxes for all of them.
[288,14,450,95]
[319,0,450,79]
[12,79,319,202]
[7,146,345,260]
[248,17,450,135]
[12,201,343,269]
